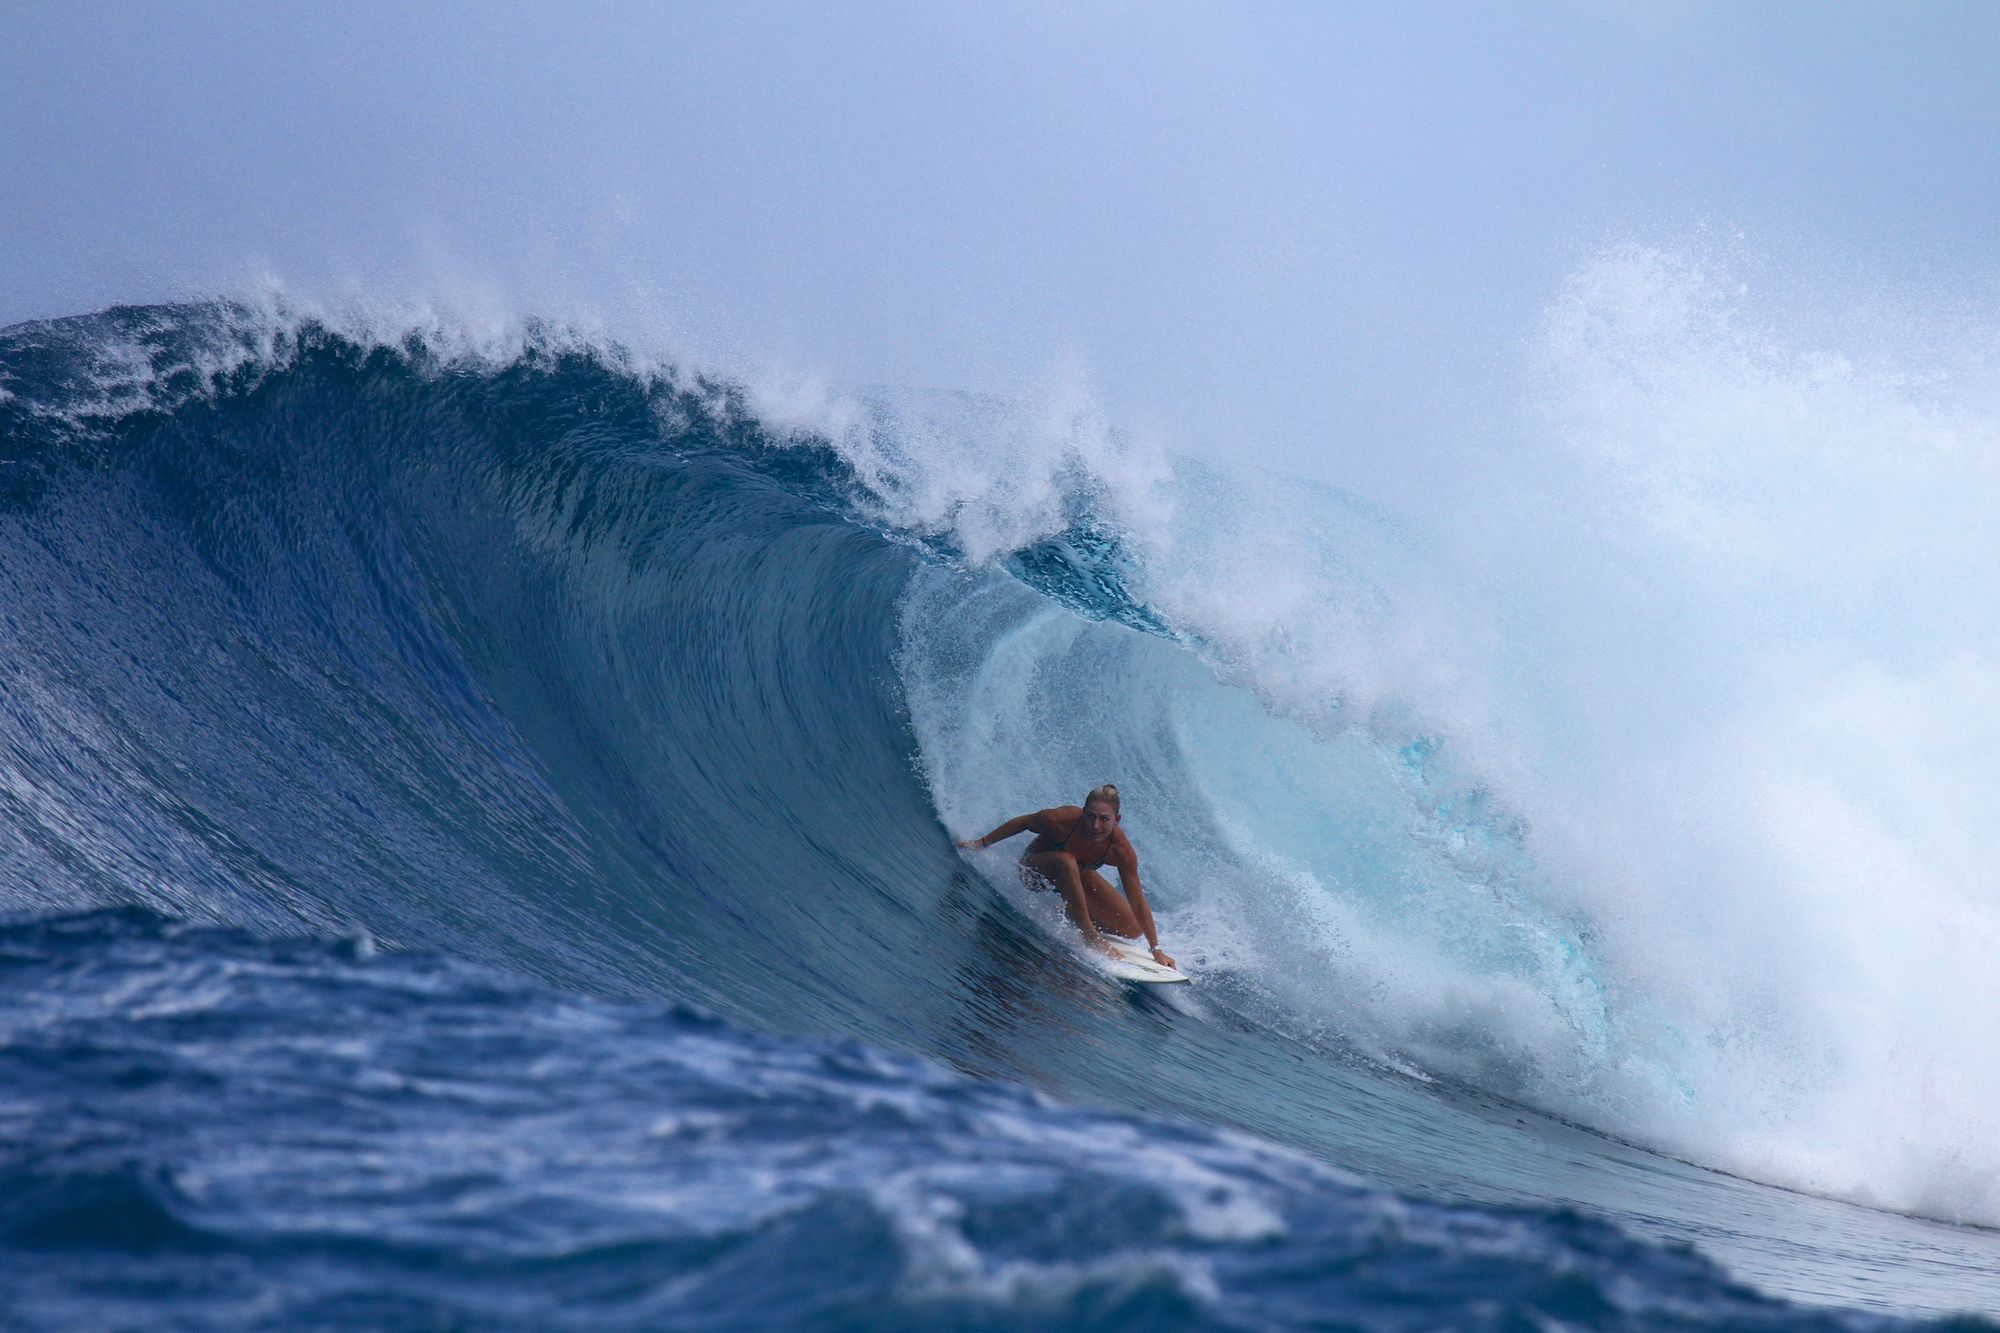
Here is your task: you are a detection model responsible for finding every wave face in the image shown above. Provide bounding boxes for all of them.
[2,300,1999,1324]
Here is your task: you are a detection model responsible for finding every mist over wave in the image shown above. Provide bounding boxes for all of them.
[1,259,1997,1254]
[1477,245,2000,1219]
[826,251,1994,1226]
[778,249,2000,1225]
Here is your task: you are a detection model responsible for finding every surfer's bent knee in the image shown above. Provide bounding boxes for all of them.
[1019,849,1076,892]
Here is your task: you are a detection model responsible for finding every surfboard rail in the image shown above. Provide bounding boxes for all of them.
[1102,935,1190,984]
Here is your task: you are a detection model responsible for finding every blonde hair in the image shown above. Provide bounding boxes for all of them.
[1084,783,1121,813]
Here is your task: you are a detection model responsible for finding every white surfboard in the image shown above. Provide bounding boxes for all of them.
[1100,935,1190,985]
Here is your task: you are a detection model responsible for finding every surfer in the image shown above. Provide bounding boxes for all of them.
[956,784,1176,969]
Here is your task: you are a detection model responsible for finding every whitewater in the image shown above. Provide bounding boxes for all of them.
[2,258,1998,1328]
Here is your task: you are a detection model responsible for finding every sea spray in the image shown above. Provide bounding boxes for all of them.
[893,245,2000,1224]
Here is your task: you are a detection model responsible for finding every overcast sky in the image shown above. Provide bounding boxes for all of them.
[5,1,1997,493]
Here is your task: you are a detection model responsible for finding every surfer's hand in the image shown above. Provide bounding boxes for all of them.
[954,838,983,850]
[1151,947,1177,969]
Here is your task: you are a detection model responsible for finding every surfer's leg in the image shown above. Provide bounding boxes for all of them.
[1022,851,1119,955]
[1078,868,1142,939]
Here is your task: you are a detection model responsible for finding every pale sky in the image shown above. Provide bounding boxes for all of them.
[5,1,1997,494]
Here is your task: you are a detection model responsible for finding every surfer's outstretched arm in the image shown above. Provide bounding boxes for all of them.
[955,814,1037,850]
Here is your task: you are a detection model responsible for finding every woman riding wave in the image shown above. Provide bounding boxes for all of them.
[957,784,1176,969]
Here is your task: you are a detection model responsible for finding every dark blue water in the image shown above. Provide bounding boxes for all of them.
[8,907,1927,1332]
[0,304,1995,1329]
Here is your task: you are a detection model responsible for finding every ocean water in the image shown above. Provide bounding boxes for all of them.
[0,297,1996,1329]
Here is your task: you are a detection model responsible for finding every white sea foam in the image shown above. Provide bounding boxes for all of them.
[1476,242,2000,1220]
[891,243,2000,1226]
